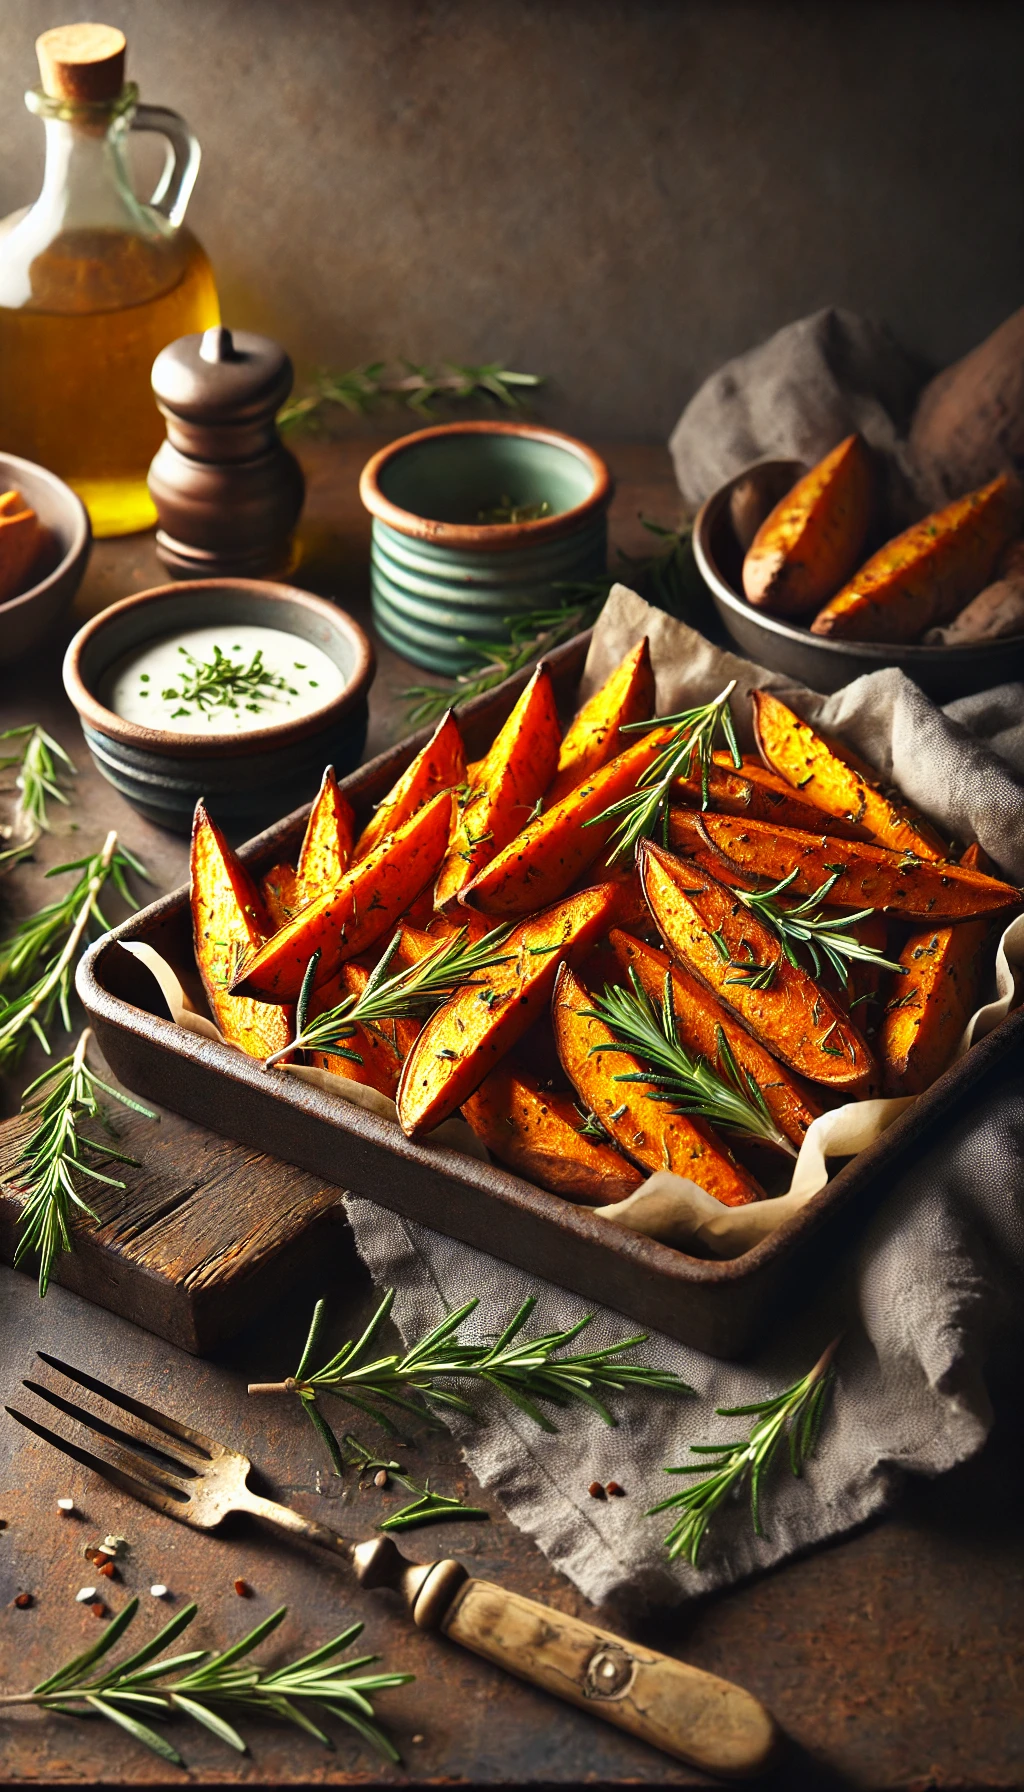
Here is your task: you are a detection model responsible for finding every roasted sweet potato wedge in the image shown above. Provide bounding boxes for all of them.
[609,929,821,1147]
[0,488,41,605]
[435,664,561,910]
[552,963,763,1205]
[232,790,454,1001]
[751,690,947,859]
[545,637,655,805]
[742,433,875,617]
[397,883,618,1136]
[639,842,876,1092]
[296,765,357,894]
[261,861,301,930]
[675,758,866,838]
[811,473,1024,643]
[666,809,1020,922]
[308,925,434,1092]
[353,710,465,865]
[459,723,677,918]
[879,844,992,1096]
[190,800,293,1060]
[461,1064,643,1205]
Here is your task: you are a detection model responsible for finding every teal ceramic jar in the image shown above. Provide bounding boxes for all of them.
[359,421,611,674]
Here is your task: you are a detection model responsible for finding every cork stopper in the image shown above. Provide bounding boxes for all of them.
[36,23,126,103]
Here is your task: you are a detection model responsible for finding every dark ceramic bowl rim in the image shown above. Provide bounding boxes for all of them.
[0,451,90,617]
[694,458,1024,665]
[359,420,612,550]
[62,580,375,762]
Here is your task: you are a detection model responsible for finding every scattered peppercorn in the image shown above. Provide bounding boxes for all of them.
[99,1561,117,1579]
[606,1481,626,1497]
[411,1734,424,1744]
[13,1592,32,1609]
[373,1469,389,1489]
[588,1480,606,1499]
[233,1578,250,1597]
[90,1601,106,1619]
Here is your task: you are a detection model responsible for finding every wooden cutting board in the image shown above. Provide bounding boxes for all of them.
[0,1096,347,1354]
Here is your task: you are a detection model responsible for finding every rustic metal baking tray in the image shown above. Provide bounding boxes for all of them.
[78,632,1024,1359]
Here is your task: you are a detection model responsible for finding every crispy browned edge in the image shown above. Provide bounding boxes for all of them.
[77,627,1024,1357]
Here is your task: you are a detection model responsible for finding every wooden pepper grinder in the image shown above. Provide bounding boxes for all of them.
[148,325,304,578]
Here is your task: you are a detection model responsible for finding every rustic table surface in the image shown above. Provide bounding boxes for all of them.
[1,438,1022,1792]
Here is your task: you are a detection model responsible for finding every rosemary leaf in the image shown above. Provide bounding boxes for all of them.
[278,360,542,432]
[158,643,299,719]
[726,867,906,989]
[0,725,75,870]
[583,683,740,866]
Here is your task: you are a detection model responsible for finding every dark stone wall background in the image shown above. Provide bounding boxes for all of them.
[1,0,1022,439]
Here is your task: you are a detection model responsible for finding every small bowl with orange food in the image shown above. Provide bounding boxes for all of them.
[0,452,92,666]
[693,436,1024,700]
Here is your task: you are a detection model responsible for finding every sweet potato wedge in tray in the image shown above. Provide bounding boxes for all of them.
[261,861,301,930]
[190,800,293,1061]
[435,663,561,910]
[552,962,763,1206]
[639,841,876,1093]
[751,690,947,859]
[353,709,465,865]
[609,929,821,1148]
[742,433,875,617]
[460,723,677,918]
[666,809,1019,923]
[296,765,357,892]
[233,789,454,1001]
[397,883,618,1136]
[879,843,993,1096]
[462,1063,643,1205]
[674,757,866,838]
[307,924,435,1091]
[811,473,1023,643]
[545,637,655,806]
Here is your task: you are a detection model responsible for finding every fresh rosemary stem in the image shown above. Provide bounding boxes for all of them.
[0,724,75,869]
[649,1338,839,1566]
[278,360,542,430]
[160,644,299,721]
[584,683,741,866]
[725,866,906,988]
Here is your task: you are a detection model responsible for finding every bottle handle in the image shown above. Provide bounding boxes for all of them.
[131,104,201,228]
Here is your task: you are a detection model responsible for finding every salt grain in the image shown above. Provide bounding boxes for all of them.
[56,1498,75,1513]
[75,1586,98,1602]
[150,1584,168,1599]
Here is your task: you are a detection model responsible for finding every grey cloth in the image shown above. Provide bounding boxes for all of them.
[343,602,1024,1610]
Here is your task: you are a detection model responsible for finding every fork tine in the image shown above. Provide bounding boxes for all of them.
[5,1406,191,1517]
[35,1352,219,1460]
[22,1379,199,1491]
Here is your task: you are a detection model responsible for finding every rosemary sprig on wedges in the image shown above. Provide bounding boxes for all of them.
[249,1290,692,1466]
[11,1027,157,1297]
[724,865,906,989]
[584,683,741,866]
[279,360,542,431]
[649,1339,839,1567]
[582,970,796,1157]
[263,924,514,1068]
[0,724,75,869]
[159,643,299,720]
[0,832,149,1070]
[0,1596,410,1767]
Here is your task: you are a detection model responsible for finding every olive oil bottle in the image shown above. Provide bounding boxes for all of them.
[0,24,219,537]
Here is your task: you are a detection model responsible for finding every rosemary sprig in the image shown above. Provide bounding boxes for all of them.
[159,644,299,720]
[726,867,906,989]
[582,970,796,1157]
[249,1291,692,1464]
[279,360,542,431]
[477,495,552,524]
[11,1027,157,1297]
[263,924,515,1068]
[379,1486,490,1532]
[648,1339,839,1566]
[0,724,75,869]
[0,1596,410,1767]
[583,683,741,866]
[0,832,149,1071]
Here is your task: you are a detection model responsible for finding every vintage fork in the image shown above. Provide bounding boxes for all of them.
[7,1354,776,1777]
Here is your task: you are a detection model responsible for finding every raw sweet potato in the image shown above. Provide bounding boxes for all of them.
[232,789,454,1001]
[397,883,618,1136]
[459,723,677,918]
[878,843,992,1096]
[638,842,876,1092]
[609,929,821,1147]
[352,709,465,865]
[666,809,1019,922]
[545,637,655,805]
[742,433,875,617]
[751,689,947,859]
[810,474,1024,643]
[552,963,763,1205]
[190,800,293,1060]
[675,758,867,838]
[461,1064,643,1205]
[434,664,561,910]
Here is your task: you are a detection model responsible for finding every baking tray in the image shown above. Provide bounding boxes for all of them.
[78,631,1024,1359]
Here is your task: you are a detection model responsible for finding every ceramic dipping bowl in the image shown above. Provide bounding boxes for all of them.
[693,458,1024,701]
[360,421,611,675]
[63,580,375,835]
[0,451,91,666]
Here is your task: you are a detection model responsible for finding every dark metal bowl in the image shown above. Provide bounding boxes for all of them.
[693,459,1024,700]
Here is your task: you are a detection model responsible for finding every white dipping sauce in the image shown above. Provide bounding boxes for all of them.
[106,625,346,735]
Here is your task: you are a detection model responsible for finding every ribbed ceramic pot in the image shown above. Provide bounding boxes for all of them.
[360,422,611,674]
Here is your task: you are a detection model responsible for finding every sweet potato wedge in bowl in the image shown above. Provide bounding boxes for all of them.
[743,433,875,618]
